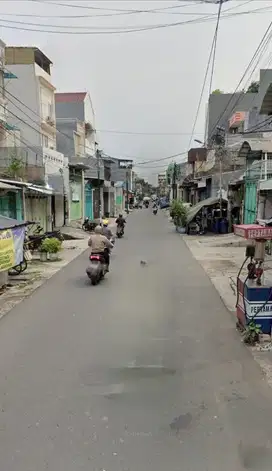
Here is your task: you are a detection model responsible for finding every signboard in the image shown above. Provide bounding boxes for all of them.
[234,224,272,240]
[118,160,133,169]
[0,227,25,272]
[0,230,15,271]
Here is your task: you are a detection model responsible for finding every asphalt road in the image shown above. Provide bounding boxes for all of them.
[1,209,272,470]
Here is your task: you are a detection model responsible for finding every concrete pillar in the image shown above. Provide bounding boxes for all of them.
[257,193,265,220]
[81,170,85,221]
[100,187,104,217]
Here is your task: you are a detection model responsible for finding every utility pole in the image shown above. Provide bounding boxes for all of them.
[96,148,102,222]
[213,125,225,218]
[172,162,178,200]
[126,170,129,214]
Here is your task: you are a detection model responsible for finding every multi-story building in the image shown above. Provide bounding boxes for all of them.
[55,92,96,157]
[3,47,67,229]
[205,69,272,145]
[55,92,100,221]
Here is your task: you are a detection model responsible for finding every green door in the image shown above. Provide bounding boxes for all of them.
[70,180,82,221]
[244,180,257,224]
[85,183,93,219]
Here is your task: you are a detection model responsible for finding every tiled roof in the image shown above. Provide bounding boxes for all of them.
[55,92,87,103]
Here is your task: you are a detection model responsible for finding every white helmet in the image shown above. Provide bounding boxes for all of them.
[94,225,102,234]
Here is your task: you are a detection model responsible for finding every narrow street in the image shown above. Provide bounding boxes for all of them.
[1,210,272,471]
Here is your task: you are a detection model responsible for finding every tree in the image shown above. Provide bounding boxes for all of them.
[247,81,259,93]
[212,89,223,94]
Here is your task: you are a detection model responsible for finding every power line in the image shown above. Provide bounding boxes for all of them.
[96,129,203,136]
[207,21,272,141]
[187,0,223,150]
[0,0,248,19]
[29,0,202,13]
[2,83,186,168]
[0,6,269,35]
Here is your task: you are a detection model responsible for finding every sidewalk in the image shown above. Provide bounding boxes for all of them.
[0,217,124,322]
[0,237,88,320]
[183,232,272,387]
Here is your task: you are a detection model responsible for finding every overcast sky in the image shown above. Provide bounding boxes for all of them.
[1,0,272,182]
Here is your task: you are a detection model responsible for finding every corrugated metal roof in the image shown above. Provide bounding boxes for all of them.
[55,92,87,103]
[187,196,227,225]
[0,182,19,191]
[0,215,30,230]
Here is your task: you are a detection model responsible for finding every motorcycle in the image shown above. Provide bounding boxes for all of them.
[116,225,124,238]
[86,253,107,285]
[82,217,97,232]
[153,208,158,215]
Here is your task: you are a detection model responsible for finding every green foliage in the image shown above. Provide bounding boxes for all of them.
[41,237,62,254]
[8,149,23,178]
[212,89,223,94]
[243,321,262,345]
[247,81,259,93]
[170,200,188,227]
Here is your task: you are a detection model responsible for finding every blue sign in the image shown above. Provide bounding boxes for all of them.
[4,72,17,79]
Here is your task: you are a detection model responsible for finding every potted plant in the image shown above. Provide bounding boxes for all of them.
[39,242,48,262]
[41,237,62,261]
[170,200,188,234]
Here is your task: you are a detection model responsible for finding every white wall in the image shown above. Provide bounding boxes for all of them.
[5,64,41,147]
[84,93,96,156]
[43,147,64,175]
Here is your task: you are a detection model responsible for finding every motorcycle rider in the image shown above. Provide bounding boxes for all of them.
[88,225,113,272]
[115,214,126,235]
[102,219,114,241]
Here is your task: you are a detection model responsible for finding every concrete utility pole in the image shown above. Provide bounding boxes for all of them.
[172,163,178,200]
[213,125,225,218]
[96,148,102,222]
[126,170,129,214]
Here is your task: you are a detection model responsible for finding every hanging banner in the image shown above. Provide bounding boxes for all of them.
[0,230,15,272]
[11,226,25,266]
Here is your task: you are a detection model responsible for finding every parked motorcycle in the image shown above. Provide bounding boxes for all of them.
[82,217,97,232]
[86,253,107,285]
[153,208,158,215]
[116,225,124,238]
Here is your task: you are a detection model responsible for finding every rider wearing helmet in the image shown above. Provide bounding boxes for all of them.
[102,219,113,241]
[116,213,126,228]
[88,225,113,271]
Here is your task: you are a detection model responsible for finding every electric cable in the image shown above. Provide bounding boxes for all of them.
[1,81,190,166]
[28,0,205,13]
[187,0,223,151]
[0,6,270,35]
[208,21,272,142]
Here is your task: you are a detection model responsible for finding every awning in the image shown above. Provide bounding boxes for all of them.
[187,196,228,225]
[0,182,20,191]
[114,181,125,188]
[0,215,32,230]
[27,185,53,196]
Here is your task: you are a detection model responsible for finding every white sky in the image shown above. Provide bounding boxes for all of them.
[1,0,272,182]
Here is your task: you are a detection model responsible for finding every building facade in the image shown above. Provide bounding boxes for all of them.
[3,47,67,229]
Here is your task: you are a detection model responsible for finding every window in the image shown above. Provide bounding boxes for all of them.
[43,134,49,147]
[48,103,53,117]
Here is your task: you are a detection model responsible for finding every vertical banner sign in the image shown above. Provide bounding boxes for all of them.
[0,230,15,272]
[12,226,25,266]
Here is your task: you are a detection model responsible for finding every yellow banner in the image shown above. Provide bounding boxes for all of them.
[0,230,15,272]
